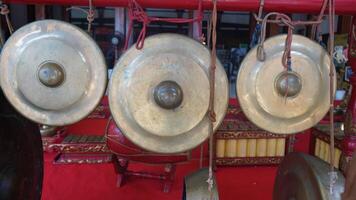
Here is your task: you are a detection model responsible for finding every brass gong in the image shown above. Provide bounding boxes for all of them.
[237,34,336,134]
[183,168,219,200]
[109,33,229,153]
[274,152,345,200]
[0,20,107,126]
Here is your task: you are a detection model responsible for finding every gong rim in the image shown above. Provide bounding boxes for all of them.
[273,152,345,200]
[0,20,107,126]
[237,34,336,134]
[109,33,229,153]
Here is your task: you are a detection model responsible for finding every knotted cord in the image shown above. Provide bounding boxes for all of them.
[310,0,329,40]
[66,0,94,33]
[249,0,264,48]
[124,0,204,50]
[254,0,329,101]
[327,0,337,196]
[0,2,13,35]
[257,13,294,68]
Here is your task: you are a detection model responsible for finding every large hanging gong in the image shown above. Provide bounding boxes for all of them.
[0,20,107,126]
[274,152,344,200]
[237,34,335,134]
[109,33,229,153]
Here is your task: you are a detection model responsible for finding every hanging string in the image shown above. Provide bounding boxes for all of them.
[310,0,329,40]
[87,0,94,32]
[253,2,328,101]
[0,19,3,46]
[0,2,14,35]
[257,0,265,20]
[66,0,95,33]
[124,0,204,50]
[199,144,204,169]
[207,15,212,48]
[257,12,294,69]
[250,0,264,48]
[352,24,356,43]
[327,0,337,196]
[258,13,294,101]
[255,12,327,67]
[206,0,217,195]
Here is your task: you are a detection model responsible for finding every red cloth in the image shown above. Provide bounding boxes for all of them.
[42,117,279,200]
[42,98,309,200]
[42,154,277,200]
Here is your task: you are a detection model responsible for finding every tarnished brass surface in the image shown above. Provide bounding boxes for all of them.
[274,152,345,200]
[237,34,336,134]
[109,33,229,153]
[183,168,219,200]
[0,20,107,126]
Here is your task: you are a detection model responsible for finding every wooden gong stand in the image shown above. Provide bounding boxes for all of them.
[112,156,176,193]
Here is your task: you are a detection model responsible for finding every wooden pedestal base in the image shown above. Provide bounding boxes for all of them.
[112,156,176,193]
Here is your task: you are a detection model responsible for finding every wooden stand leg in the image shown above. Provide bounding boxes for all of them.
[163,164,176,193]
[112,155,129,188]
[112,155,177,192]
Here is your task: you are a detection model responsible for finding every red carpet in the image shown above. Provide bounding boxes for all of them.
[42,153,277,200]
[42,111,310,200]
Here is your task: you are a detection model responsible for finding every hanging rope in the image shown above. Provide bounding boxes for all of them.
[310,0,329,40]
[87,0,94,32]
[124,0,204,50]
[0,2,13,35]
[250,0,264,48]
[66,0,95,33]
[327,0,337,196]
[352,24,356,42]
[206,0,217,195]
[255,13,326,67]
[254,0,328,66]
[253,0,328,101]
[257,13,294,68]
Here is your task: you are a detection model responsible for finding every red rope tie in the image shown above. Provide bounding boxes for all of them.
[124,0,204,50]
[0,4,13,34]
[0,4,9,15]
[87,9,95,23]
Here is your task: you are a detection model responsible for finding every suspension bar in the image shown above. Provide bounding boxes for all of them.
[4,0,356,15]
